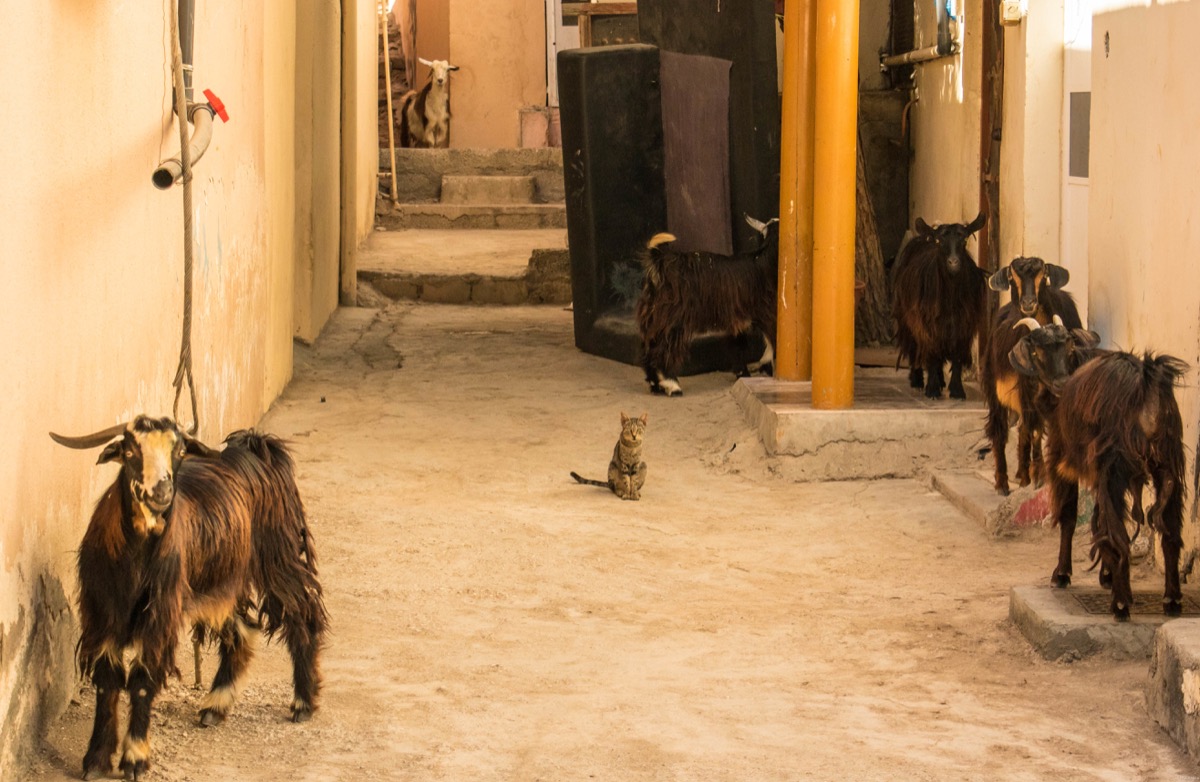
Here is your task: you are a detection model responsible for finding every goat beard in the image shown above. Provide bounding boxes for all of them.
[132,499,167,536]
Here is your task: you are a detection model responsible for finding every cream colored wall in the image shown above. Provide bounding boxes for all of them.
[998,3,1065,268]
[295,0,343,343]
[0,2,373,773]
[448,0,548,148]
[1090,1,1200,557]
[341,0,381,303]
[909,0,983,227]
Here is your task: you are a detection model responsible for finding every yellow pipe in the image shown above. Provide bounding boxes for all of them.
[776,0,817,381]
[811,0,859,409]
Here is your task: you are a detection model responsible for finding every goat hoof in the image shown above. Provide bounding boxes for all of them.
[1112,606,1131,623]
[1165,600,1183,617]
[948,387,966,400]
[1051,573,1071,588]
[120,759,149,781]
[923,387,942,400]
[291,706,314,724]
[1098,570,1113,590]
[199,709,226,727]
[82,763,110,781]
[995,482,1010,497]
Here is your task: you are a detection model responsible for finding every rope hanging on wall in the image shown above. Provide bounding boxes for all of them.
[169,0,199,435]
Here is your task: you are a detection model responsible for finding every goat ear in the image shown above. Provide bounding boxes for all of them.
[447,64,459,71]
[183,434,221,459]
[97,440,123,465]
[1045,264,1070,289]
[965,211,987,234]
[1071,329,1101,349]
[1008,340,1039,377]
[915,218,933,236]
[987,267,1012,292]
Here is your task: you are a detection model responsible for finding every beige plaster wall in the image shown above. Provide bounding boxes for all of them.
[998,3,1065,268]
[448,0,548,148]
[341,0,382,303]
[416,0,451,64]
[0,2,373,772]
[295,0,343,344]
[908,0,983,227]
[1090,1,1200,555]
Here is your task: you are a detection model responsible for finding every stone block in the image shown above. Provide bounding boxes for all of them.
[1148,620,1200,764]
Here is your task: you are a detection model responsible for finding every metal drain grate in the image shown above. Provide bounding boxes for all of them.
[1072,591,1200,616]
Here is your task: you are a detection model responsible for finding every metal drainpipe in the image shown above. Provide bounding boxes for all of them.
[153,103,216,189]
[179,0,195,100]
[154,0,216,190]
[880,0,958,70]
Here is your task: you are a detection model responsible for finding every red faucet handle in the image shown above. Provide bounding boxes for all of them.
[203,89,229,122]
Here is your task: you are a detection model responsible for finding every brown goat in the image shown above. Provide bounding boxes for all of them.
[891,213,987,399]
[1012,325,1187,620]
[637,217,778,396]
[52,416,327,780]
[981,257,1080,494]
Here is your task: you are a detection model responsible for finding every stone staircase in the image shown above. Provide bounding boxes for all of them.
[363,148,570,304]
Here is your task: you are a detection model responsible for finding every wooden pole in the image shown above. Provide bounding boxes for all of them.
[380,2,400,205]
[776,0,817,381]
[811,0,859,409]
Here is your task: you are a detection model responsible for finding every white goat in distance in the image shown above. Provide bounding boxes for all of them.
[399,58,458,148]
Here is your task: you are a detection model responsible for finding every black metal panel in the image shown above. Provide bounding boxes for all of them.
[557,44,666,362]
[638,0,781,254]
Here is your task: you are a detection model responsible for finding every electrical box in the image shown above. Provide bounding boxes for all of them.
[1001,0,1027,25]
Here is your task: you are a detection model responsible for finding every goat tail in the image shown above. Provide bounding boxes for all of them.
[1143,351,1189,392]
[570,471,611,489]
[646,232,677,253]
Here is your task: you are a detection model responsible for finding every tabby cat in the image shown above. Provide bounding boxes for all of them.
[570,412,648,501]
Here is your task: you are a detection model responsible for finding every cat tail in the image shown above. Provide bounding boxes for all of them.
[570,471,610,488]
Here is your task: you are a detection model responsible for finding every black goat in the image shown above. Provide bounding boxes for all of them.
[637,217,778,396]
[981,257,1081,494]
[51,416,327,780]
[891,213,987,399]
[1011,324,1187,620]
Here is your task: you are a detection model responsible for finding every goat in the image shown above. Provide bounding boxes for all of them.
[399,57,458,148]
[1011,323,1187,620]
[891,213,987,399]
[637,216,778,396]
[980,256,1081,494]
[51,416,327,780]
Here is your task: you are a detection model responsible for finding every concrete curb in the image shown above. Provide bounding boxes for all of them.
[1148,620,1200,765]
[1010,585,1166,661]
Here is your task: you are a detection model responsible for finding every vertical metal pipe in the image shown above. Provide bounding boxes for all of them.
[811,0,859,409]
[776,0,817,381]
[179,0,196,100]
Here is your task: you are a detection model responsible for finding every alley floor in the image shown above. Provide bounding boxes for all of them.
[28,302,1199,781]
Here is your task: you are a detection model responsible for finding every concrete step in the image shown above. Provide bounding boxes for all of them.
[377,202,567,230]
[380,147,565,203]
[732,371,987,481]
[1010,585,1200,661]
[357,228,570,305]
[441,175,537,205]
[1148,620,1200,763]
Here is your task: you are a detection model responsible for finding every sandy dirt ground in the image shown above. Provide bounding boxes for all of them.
[25,302,1200,781]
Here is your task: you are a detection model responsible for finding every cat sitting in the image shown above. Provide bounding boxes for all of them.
[570,412,648,501]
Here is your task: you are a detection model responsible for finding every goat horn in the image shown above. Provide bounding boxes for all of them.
[418,57,433,67]
[1052,314,1064,327]
[49,423,129,450]
[1013,317,1042,332]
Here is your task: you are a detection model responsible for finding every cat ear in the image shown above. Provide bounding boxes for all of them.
[620,411,629,424]
[639,412,648,425]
